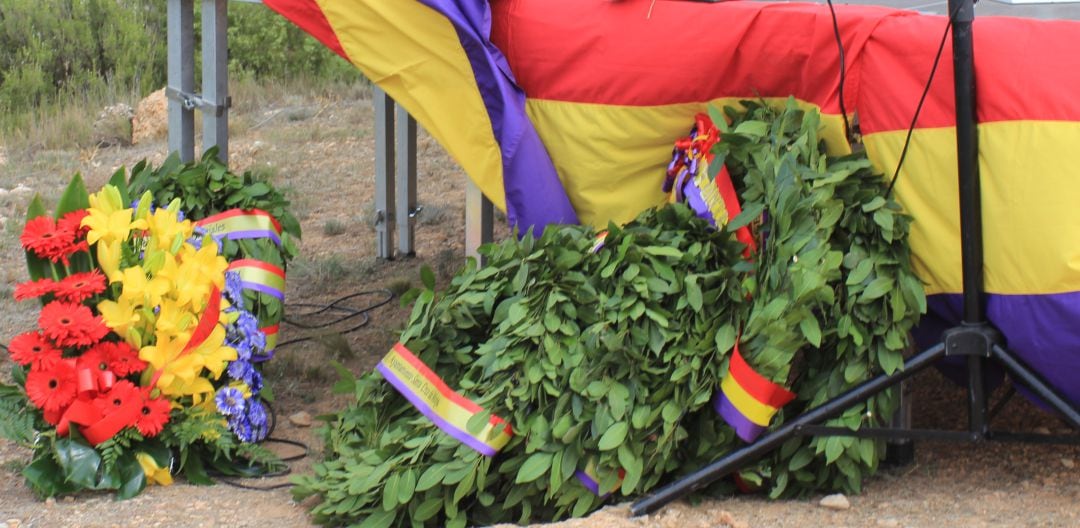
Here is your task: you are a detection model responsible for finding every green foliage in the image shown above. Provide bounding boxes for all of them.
[294,102,925,525]
[0,382,35,446]
[0,0,359,133]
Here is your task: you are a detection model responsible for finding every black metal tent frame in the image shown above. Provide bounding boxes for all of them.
[631,0,1080,515]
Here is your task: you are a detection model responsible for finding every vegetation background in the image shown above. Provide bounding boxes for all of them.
[0,0,361,147]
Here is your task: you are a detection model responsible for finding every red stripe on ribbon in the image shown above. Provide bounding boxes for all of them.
[729,344,796,408]
[714,165,757,257]
[227,259,286,279]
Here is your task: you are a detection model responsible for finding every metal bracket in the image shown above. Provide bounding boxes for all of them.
[408,206,424,219]
[165,86,231,117]
[943,322,1001,358]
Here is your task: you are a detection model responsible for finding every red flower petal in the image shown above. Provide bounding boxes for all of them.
[54,270,106,304]
[94,341,147,377]
[14,278,57,302]
[92,380,139,415]
[38,301,109,348]
[135,391,172,437]
[25,361,77,413]
[7,331,62,369]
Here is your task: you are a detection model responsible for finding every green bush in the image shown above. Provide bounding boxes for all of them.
[0,0,359,134]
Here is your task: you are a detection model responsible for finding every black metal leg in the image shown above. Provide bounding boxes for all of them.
[991,345,1080,429]
[629,343,946,516]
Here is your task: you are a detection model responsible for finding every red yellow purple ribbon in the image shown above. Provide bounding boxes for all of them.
[376,343,513,457]
[714,343,796,442]
[227,259,286,301]
[195,208,283,246]
[575,458,624,497]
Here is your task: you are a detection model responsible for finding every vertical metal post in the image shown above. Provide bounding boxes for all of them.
[465,180,494,264]
[167,0,196,162]
[395,106,418,257]
[202,0,229,163]
[374,87,396,260]
[948,0,989,435]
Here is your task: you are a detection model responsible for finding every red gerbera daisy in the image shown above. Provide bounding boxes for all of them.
[93,341,147,377]
[38,301,109,348]
[20,216,67,259]
[13,278,57,302]
[53,270,106,304]
[93,380,139,415]
[57,210,90,239]
[7,331,62,369]
[135,390,171,437]
[25,360,77,412]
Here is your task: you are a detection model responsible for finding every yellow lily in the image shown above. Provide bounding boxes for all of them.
[136,453,173,486]
[82,207,148,246]
[119,266,170,308]
[97,296,142,343]
[96,239,124,283]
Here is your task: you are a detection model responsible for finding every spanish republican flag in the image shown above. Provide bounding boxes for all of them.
[265,0,1080,408]
[262,0,579,233]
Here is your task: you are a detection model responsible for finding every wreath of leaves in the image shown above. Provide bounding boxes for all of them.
[292,99,925,526]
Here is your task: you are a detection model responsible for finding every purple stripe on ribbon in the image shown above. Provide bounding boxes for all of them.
[240,280,285,301]
[575,469,602,496]
[376,362,498,457]
[714,390,765,443]
[416,0,578,234]
[224,229,282,246]
[681,178,720,228]
[913,292,1080,408]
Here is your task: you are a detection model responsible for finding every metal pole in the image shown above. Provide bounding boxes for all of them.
[395,106,418,257]
[202,0,229,163]
[465,180,494,264]
[630,343,947,516]
[991,346,1080,429]
[374,87,395,260]
[167,0,195,162]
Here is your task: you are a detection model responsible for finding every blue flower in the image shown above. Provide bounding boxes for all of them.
[230,415,255,442]
[248,399,268,428]
[227,359,255,384]
[224,271,245,309]
[214,387,246,416]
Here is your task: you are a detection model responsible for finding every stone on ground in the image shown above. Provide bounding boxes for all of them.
[819,493,851,511]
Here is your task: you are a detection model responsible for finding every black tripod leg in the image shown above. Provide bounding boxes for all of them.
[630,343,946,517]
[990,345,1080,429]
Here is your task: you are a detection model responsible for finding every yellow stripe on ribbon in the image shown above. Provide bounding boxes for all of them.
[719,374,780,427]
[377,343,512,456]
[196,208,283,245]
[227,259,286,301]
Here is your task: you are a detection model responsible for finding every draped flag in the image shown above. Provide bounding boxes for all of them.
[265,0,1080,407]
[262,0,578,233]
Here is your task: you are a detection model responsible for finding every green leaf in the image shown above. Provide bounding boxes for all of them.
[107,167,131,207]
[416,463,447,492]
[356,509,395,528]
[641,246,683,258]
[861,196,887,212]
[54,433,103,489]
[846,258,874,286]
[55,173,91,217]
[799,316,822,348]
[330,361,357,394]
[413,497,443,521]
[515,452,552,484]
[860,276,895,302]
[714,324,737,354]
[420,265,436,291]
[733,120,768,137]
[685,275,703,311]
[597,422,628,451]
[115,453,147,500]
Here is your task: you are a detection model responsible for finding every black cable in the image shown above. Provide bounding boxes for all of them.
[825,0,852,143]
[885,6,959,198]
[274,289,395,348]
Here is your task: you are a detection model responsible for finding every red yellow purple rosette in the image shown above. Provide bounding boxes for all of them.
[376,343,513,457]
[714,344,797,442]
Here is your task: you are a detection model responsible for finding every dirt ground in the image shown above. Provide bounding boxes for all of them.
[0,88,1077,528]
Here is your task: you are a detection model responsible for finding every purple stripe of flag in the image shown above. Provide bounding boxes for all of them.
[240,280,285,301]
[416,0,578,233]
[714,390,766,443]
[376,362,498,457]
[224,229,282,246]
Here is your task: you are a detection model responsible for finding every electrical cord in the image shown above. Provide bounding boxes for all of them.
[274,289,395,348]
[885,4,962,198]
[825,0,853,143]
